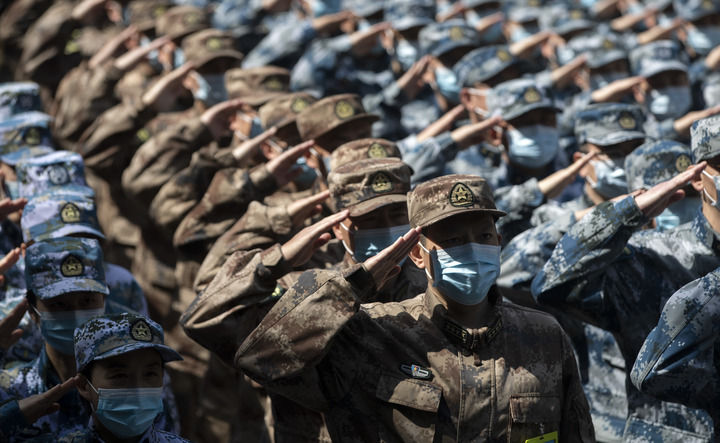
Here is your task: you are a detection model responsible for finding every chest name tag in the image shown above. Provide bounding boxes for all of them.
[525,431,558,443]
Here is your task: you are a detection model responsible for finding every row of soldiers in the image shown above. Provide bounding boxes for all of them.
[0,0,720,441]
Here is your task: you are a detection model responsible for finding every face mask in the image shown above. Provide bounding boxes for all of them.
[506,125,559,168]
[420,242,500,306]
[34,307,105,355]
[586,158,627,199]
[173,47,185,69]
[687,26,720,55]
[655,196,701,231]
[434,66,461,103]
[307,0,339,17]
[291,156,318,188]
[648,86,691,120]
[703,82,720,107]
[510,26,532,42]
[4,180,18,200]
[590,72,627,90]
[88,381,164,439]
[395,40,419,71]
[140,36,163,71]
[191,72,227,106]
[341,223,410,263]
[702,170,720,209]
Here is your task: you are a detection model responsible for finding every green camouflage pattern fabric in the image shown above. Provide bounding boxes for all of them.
[296,94,378,142]
[258,92,317,145]
[225,66,290,106]
[624,139,693,192]
[691,114,720,163]
[155,5,209,40]
[181,29,243,69]
[330,138,402,170]
[21,190,104,242]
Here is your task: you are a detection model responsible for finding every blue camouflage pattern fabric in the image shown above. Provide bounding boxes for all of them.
[691,114,720,162]
[25,237,109,300]
[629,40,689,78]
[624,139,693,192]
[0,287,42,368]
[59,421,190,443]
[104,263,149,317]
[0,111,53,155]
[673,0,720,21]
[0,145,54,166]
[573,103,646,147]
[454,45,518,87]
[15,151,88,199]
[486,77,559,120]
[0,82,42,121]
[418,20,480,57]
[21,191,104,242]
[631,267,720,438]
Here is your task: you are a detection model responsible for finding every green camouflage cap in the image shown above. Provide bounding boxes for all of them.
[691,115,720,162]
[296,94,379,143]
[182,29,243,69]
[331,138,402,170]
[408,174,506,228]
[258,92,317,144]
[574,103,646,147]
[225,66,289,106]
[74,313,182,372]
[328,158,412,217]
[25,237,109,301]
[155,5,209,41]
[624,139,693,192]
[126,0,172,32]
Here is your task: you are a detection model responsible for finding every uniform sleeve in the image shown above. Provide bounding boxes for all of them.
[559,328,596,442]
[0,399,29,438]
[631,268,720,412]
[241,18,316,69]
[494,178,546,243]
[398,132,461,185]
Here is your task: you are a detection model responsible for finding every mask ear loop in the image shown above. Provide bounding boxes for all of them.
[338,221,356,261]
[418,241,435,282]
[702,170,719,205]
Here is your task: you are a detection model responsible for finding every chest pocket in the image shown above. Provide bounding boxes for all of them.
[508,394,562,443]
[375,373,442,442]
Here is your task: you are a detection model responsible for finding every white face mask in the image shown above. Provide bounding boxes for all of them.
[702,170,720,209]
[648,86,691,120]
[506,125,559,168]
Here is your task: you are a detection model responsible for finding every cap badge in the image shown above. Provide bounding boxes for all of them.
[496,49,510,62]
[334,100,356,120]
[61,255,84,277]
[206,37,224,50]
[263,76,284,91]
[676,154,692,172]
[183,13,200,25]
[60,203,81,223]
[703,0,714,10]
[449,182,475,207]
[24,127,41,145]
[523,87,541,104]
[291,97,309,113]
[48,165,70,185]
[570,10,583,19]
[449,26,464,41]
[619,113,636,129]
[371,172,392,193]
[131,320,153,342]
[153,6,167,17]
[602,38,614,49]
[368,143,388,158]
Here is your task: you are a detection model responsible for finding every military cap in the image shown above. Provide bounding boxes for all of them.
[155,5,209,41]
[331,138,402,170]
[419,21,480,57]
[74,313,182,373]
[508,6,542,23]
[0,112,53,155]
[384,0,436,32]
[22,191,104,243]
[691,114,720,162]
[630,40,689,78]
[574,103,646,147]
[562,33,627,68]
[550,8,594,37]
[328,158,412,217]
[296,94,378,143]
[259,92,317,144]
[0,82,42,121]
[181,29,243,69]
[408,174,506,228]
[0,145,54,166]
[464,0,501,9]
[126,0,172,32]
[15,151,87,199]
[25,237,109,300]
[225,66,289,106]
[486,78,558,120]
[673,0,720,21]
[624,140,693,192]
[342,0,385,18]
[454,46,517,87]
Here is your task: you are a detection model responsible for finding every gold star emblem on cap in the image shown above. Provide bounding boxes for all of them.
[206,37,223,50]
[619,113,636,130]
[523,87,541,104]
[61,255,84,277]
[528,0,539,6]
[449,26,464,41]
[570,10,583,19]
[371,172,392,193]
[368,143,388,158]
[153,6,167,17]
[676,154,691,172]
[131,320,153,342]
[603,39,614,49]
[291,97,309,113]
[60,203,81,223]
[24,127,40,145]
[703,0,714,10]
[497,49,510,62]
[263,77,284,91]
[449,182,475,207]
[334,100,356,120]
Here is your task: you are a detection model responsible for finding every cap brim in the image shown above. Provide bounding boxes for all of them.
[414,207,506,229]
[587,131,646,146]
[194,51,244,69]
[36,278,110,300]
[34,225,106,242]
[432,41,476,57]
[81,342,183,371]
[393,17,434,32]
[641,62,687,79]
[348,193,407,217]
[0,146,54,165]
[503,103,560,121]
[232,91,289,107]
[586,50,626,68]
[314,114,380,140]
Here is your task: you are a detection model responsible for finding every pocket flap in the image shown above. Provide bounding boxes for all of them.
[510,394,561,424]
[375,373,442,413]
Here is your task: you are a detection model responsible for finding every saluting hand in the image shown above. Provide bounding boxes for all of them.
[281,210,349,267]
[634,162,707,218]
[364,227,421,289]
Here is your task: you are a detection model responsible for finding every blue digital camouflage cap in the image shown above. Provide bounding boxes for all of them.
[574,103,646,147]
[25,237,109,301]
[624,140,693,192]
[691,114,720,162]
[486,78,559,120]
[454,45,517,87]
[0,145,54,166]
[629,40,689,78]
[550,8,594,37]
[15,150,87,198]
[0,82,42,121]
[384,0,435,32]
[419,21,480,57]
[341,0,384,18]
[508,5,542,23]
[0,112,53,156]
[673,0,720,21]
[560,33,627,68]
[21,191,104,243]
[74,313,182,372]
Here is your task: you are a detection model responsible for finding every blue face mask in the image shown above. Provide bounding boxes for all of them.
[341,223,410,263]
[291,156,318,188]
[586,158,627,199]
[649,86,692,120]
[395,39,419,71]
[420,242,500,305]
[34,307,105,355]
[88,382,164,439]
[140,36,162,71]
[192,72,228,106]
[4,180,18,200]
[506,125,559,168]
[173,47,185,69]
[655,196,701,231]
[434,66,461,103]
[687,26,720,55]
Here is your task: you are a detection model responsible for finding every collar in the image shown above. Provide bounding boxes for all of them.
[88,418,155,442]
[691,208,720,253]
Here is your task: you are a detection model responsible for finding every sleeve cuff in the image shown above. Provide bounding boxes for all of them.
[249,164,278,195]
[618,195,648,227]
[267,205,293,236]
[344,264,378,303]
[257,244,292,282]
[0,400,29,435]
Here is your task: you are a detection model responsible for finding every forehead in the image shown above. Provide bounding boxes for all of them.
[93,348,162,370]
[42,291,104,304]
[425,212,496,238]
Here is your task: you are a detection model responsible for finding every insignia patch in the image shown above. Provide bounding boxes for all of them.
[570,9,583,19]
[523,87,541,104]
[370,172,392,193]
[449,26,464,41]
[367,143,388,158]
[703,0,714,9]
[64,30,82,55]
[184,13,200,25]
[524,430,559,443]
[528,0,539,5]
[47,165,70,185]
[675,154,691,172]
[603,39,614,49]
[131,320,153,342]
[136,128,150,142]
[400,364,433,380]
[263,77,284,91]
[24,127,41,145]
[449,182,474,207]
[496,49,510,62]
[334,100,355,120]
[618,113,636,130]
[206,37,223,50]
[291,97,309,113]
[61,255,84,277]
[153,6,167,17]
[60,203,81,223]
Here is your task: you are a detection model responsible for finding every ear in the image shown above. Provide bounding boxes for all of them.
[459,88,472,108]
[260,142,275,160]
[331,223,344,241]
[692,166,705,192]
[574,150,592,178]
[75,374,92,402]
[409,243,426,269]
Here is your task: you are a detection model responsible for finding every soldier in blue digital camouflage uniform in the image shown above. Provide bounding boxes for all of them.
[530,115,720,441]
[0,82,43,121]
[60,313,187,442]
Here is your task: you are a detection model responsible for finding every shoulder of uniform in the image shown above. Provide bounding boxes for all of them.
[500,302,562,330]
[361,293,425,318]
[155,430,190,442]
